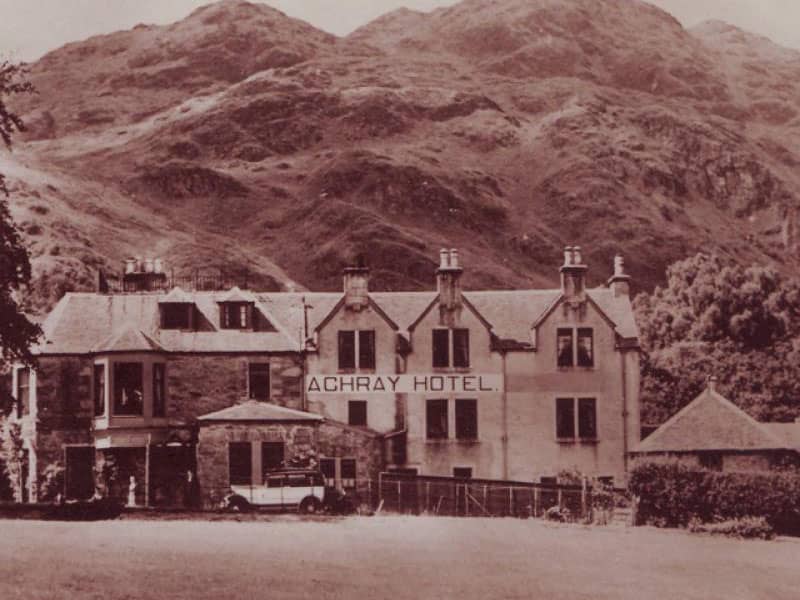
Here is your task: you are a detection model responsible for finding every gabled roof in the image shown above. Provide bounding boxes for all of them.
[92,325,164,353]
[159,286,193,304]
[198,401,324,423]
[634,385,791,453]
[33,281,638,356]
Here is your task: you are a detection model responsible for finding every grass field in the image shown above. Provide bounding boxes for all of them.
[1,516,798,600]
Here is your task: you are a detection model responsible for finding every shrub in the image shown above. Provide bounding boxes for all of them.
[544,505,570,522]
[688,517,775,540]
[38,464,65,503]
[629,461,800,534]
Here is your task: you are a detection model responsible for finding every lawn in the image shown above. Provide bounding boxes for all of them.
[0,515,798,600]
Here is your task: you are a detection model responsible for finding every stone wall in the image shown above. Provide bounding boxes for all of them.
[317,421,384,483]
[196,422,317,507]
[167,354,304,421]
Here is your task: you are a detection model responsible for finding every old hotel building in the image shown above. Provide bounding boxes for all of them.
[9,247,640,507]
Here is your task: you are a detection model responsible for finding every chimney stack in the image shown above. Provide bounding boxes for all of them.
[708,376,718,393]
[122,256,168,292]
[437,248,463,312]
[560,245,588,304]
[343,256,369,311]
[608,254,631,298]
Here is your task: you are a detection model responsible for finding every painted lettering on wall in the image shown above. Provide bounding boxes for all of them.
[305,374,503,394]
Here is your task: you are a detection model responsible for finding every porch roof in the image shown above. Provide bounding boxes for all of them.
[198,401,324,423]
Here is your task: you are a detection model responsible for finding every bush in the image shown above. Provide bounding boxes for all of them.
[544,505,571,522]
[629,461,800,534]
[688,517,775,540]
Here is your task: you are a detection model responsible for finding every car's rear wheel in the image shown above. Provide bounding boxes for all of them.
[299,497,322,515]
[228,495,251,512]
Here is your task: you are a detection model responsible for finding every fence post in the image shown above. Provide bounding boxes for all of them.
[378,472,383,508]
[483,485,488,515]
[533,487,539,517]
[508,487,513,516]
[397,480,402,513]
[557,488,563,510]
[425,482,430,514]
[581,476,588,520]
[465,484,469,517]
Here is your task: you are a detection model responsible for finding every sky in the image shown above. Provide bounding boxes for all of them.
[1,0,799,62]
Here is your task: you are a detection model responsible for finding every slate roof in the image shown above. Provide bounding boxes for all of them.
[92,325,164,353]
[634,385,793,453]
[198,401,324,423]
[34,283,639,355]
[764,423,800,450]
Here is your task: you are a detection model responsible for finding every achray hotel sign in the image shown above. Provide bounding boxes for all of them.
[305,374,504,394]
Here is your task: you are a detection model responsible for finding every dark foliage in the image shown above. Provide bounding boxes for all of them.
[634,253,800,424]
[629,461,800,534]
[0,61,41,367]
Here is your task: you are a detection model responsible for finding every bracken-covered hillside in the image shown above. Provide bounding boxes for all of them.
[4,0,800,312]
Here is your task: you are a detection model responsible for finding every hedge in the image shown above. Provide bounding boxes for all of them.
[629,461,800,534]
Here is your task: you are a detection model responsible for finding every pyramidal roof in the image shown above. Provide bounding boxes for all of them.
[93,325,164,353]
[635,383,790,453]
[158,286,193,303]
[217,286,255,303]
[198,401,324,423]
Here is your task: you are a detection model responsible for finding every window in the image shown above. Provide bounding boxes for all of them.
[358,330,375,369]
[338,331,355,369]
[455,399,478,440]
[221,302,250,329]
[453,467,472,479]
[320,458,336,486]
[248,363,270,401]
[93,364,105,417]
[113,363,143,416]
[432,329,449,368]
[15,367,30,418]
[578,398,597,438]
[161,304,190,329]
[152,364,166,417]
[557,328,594,368]
[432,329,470,368]
[228,442,252,486]
[577,328,594,367]
[699,453,723,471]
[557,328,574,367]
[426,399,448,439]
[348,400,367,427]
[262,442,284,473]
[341,458,357,488]
[338,330,375,370]
[453,329,470,368]
[266,475,284,488]
[556,397,576,439]
[556,398,598,440]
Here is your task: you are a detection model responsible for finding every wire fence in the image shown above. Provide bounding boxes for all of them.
[372,473,597,520]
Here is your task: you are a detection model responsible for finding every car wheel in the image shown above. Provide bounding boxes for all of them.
[299,497,321,515]
[228,495,250,512]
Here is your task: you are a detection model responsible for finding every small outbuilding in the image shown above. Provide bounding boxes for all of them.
[631,378,800,472]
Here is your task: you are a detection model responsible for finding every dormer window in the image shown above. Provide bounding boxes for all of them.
[159,287,194,330]
[221,302,251,329]
[161,304,192,329]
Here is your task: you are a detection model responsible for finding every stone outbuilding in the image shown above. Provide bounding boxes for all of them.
[631,379,800,471]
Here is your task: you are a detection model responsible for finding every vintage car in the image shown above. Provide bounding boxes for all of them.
[225,469,326,513]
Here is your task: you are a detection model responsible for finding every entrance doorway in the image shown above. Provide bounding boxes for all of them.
[65,446,95,500]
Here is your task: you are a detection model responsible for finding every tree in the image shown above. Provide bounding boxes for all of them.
[0,61,41,369]
[634,253,800,424]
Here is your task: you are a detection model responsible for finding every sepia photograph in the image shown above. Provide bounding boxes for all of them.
[1,1,799,598]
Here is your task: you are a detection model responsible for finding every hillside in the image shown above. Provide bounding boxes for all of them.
[5,0,800,312]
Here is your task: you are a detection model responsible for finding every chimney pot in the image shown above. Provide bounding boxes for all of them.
[573,246,583,265]
[124,258,136,274]
[708,376,718,392]
[154,258,163,274]
[563,246,573,266]
[440,248,449,269]
[614,255,625,277]
[450,248,459,269]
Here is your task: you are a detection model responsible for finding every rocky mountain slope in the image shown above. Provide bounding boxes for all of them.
[5,0,800,312]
